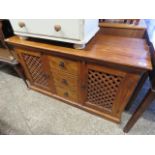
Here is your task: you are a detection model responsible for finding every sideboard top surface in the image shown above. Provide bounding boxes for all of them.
[5,31,152,71]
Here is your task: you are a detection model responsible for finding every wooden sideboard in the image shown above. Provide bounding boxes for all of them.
[5,32,152,123]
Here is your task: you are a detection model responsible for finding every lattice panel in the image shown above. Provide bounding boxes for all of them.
[87,69,124,112]
[22,53,49,89]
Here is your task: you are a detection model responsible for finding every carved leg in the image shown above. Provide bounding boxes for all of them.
[123,88,155,133]
[73,44,86,49]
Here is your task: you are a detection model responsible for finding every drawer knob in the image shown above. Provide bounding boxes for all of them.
[43,73,49,79]
[62,79,68,85]
[54,25,61,32]
[64,92,69,97]
[18,22,25,28]
[59,61,65,68]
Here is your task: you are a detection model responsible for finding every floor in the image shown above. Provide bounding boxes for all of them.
[0,67,155,135]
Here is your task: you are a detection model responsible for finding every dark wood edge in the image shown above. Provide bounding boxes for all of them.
[99,22,146,30]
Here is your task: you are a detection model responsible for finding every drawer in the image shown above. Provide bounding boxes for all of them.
[56,86,78,102]
[9,19,82,40]
[49,55,79,75]
[52,71,78,91]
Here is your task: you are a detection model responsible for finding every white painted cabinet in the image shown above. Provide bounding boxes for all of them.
[10,19,99,49]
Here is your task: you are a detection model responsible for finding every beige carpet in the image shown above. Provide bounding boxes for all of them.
[0,71,155,135]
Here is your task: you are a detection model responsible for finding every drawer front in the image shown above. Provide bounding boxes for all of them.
[52,72,78,91]
[49,55,79,75]
[56,87,78,102]
[10,19,82,40]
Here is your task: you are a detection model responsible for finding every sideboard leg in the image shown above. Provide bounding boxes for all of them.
[73,44,86,49]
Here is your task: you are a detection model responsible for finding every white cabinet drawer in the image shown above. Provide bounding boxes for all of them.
[10,19,82,40]
[10,19,99,49]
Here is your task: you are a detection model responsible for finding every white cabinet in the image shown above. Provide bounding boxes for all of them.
[10,19,99,49]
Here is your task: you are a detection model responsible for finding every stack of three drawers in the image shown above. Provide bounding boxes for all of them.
[48,55,80,102]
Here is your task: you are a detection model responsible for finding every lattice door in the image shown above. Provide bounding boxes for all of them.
[19,51,51,90]
[86,66,124,113]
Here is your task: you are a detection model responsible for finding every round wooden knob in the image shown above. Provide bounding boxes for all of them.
[43,73,49,79]
[54,25,61,32]
[62,79,68,85]
[59,61,65,68]
[64,92,69,97]
[18,22,25,28]
[9,56,14,60]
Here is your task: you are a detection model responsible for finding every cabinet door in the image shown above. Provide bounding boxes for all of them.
[84,64,140,118]
[16,49,54,92]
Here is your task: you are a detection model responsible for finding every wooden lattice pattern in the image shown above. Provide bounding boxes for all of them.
[87,69,124,112]
[22,53,49,88]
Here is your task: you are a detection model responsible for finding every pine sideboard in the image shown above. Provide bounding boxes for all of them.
[5,32,152,123]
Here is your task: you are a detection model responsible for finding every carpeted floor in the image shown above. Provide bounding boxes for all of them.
[0,69,155,135]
